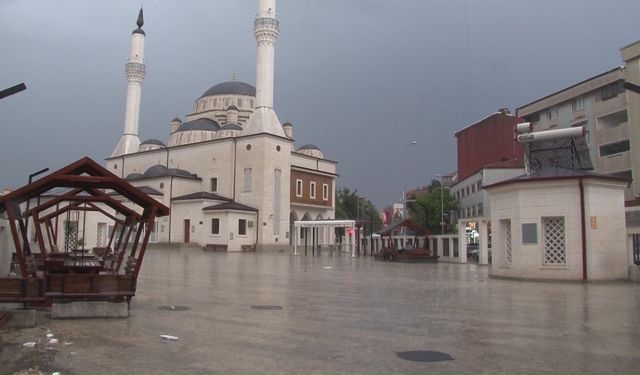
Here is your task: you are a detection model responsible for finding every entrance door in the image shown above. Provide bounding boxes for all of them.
[184,219,190,243]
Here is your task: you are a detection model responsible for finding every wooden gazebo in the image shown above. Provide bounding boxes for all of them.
[0,157,169,305]
[375,218,437,263]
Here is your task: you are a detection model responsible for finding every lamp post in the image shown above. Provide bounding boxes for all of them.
[436,173,444,235]
[403,141,418,219]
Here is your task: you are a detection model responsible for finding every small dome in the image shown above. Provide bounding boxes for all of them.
[140,139,166,147]
[214,123,242,140]
[139,139,166,152]
[172,117,182,123]
[125,173,144,180]
[298,144,320,151]
[143,165,195,179]
[220,123,243,131]
[297,144,324,159]
[200,81,256,98]
[175,118,220,132]
[227,105,239,111]
[144,165,170,178]
[282,122,293,128]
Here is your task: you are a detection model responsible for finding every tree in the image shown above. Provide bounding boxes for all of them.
[335,188,383,232]
[408,181,457,234]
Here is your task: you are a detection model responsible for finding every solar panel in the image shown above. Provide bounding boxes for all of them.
[522,136,593,173]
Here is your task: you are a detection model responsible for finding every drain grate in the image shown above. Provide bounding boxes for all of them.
[158,305,191,311]
[251,305,283,310]
[396,350,454,363]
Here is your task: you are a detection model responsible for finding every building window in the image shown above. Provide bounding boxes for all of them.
[599,140,630,157]
[296,179,303,197]
[600,82,621,101]
[546,107,558,120]
[210,178,218,192]
[572,96,585,112]
[243,168,252,192]
[310,182,316,199]
[477,203,484,216]
[238,219,247,235]
[323,184,329,201]
[502,219,512,264]
[211,219,220,235]
[213,98,218,107]
[471,184,476,194]
[250,99,254,108]
[543,216,566,266]
[633,234,640,265]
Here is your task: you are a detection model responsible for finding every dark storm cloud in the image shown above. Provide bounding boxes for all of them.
[1,0,639,209]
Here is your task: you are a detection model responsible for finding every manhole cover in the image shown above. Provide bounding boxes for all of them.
[396,351,454,363]
[251,305,283,310]
[158,305,191,311]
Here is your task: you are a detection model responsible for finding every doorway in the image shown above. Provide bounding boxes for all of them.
[184,219,191,243]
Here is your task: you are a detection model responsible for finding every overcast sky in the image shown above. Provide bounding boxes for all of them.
[1,0,639,209]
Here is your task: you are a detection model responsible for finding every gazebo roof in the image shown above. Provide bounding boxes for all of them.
[0,157,169,216]
[378,218,428,237]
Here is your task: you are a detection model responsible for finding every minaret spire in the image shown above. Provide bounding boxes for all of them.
[241,0,285,137]
[112,8,146,157]
[136,8,144,29]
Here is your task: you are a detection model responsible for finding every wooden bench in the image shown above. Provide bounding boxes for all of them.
[0,278,46,303]
[204,244,228,252]
[241,245,255,253]
[45,274,136,301]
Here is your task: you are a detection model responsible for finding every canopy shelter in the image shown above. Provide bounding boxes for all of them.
[376,218,435,262]
[378,218,428,238]
[0,157,169,305]
[293,220,356,257]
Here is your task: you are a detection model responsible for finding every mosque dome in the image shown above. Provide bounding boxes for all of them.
[139,139,166,152]
[297,144,324,159]
[214,123,243,140]
[142,165,195,179]
[125,173,144,180]
[199,81,256,98]
[175,118,220,132]
[169,118,220,146]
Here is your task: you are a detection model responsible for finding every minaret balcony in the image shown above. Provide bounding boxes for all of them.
[254,17,279,32]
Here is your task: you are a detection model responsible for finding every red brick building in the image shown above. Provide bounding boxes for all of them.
[455,109,523,181]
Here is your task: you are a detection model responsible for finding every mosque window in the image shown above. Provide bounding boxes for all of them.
[276,145,281,152]
[323,184,329,201]
[211,219,220,235]
[310,182,316,199]
[246,144,252,151]
[250,99,254,108]
[296,179,303,197]
[239,219,247,235]
[243,168,252,192]
[210,178,218,192]
[224,98,230,107]
[213,98,218,107]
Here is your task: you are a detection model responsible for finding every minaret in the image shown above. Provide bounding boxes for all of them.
[242,0,286,137]
[112,8,146,157]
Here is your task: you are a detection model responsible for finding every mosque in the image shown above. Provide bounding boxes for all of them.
[105,0,337,251]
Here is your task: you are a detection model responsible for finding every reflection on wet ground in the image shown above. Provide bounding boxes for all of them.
[2,247,640,373]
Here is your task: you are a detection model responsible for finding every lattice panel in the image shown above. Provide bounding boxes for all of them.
[543,217,566,265]
[96,224,104,247]
[504,220,512,264]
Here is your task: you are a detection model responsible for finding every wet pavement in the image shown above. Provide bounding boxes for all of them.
[1,247,640,373]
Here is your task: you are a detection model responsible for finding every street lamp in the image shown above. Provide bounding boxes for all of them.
[436,173,444,235]
[403,141,418,219]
